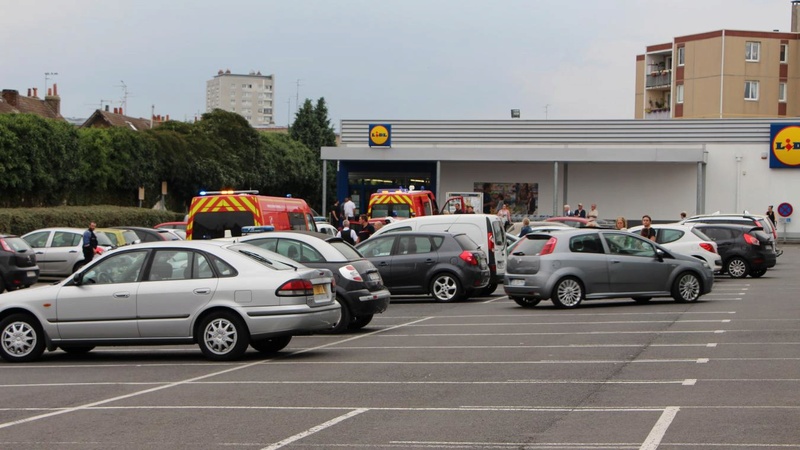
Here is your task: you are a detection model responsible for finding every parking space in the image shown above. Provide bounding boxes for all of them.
[1,247,799,448]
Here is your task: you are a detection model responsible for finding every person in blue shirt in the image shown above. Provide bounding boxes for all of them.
[519,217,533,237]
[81,222,99,268]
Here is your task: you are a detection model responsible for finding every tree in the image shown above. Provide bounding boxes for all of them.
[289,98,337,210]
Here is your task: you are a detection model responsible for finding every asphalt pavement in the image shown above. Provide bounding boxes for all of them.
[2,246,800,449]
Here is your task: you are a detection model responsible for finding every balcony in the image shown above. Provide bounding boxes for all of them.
[644,109,671,120]
[646,70,671,89]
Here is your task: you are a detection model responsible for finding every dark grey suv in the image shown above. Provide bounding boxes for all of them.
[0,235,39,293]
[691,224,777,278]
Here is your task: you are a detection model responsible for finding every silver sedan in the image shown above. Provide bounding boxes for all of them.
[504,229,714,308]
[0,240,340,362]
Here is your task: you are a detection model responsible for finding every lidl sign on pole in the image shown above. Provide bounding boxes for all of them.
[369,124,391,148]
[769,124,800,168]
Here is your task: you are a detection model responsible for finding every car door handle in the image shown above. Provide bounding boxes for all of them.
[425,258,435,264]
[194,288,211,294]
[113,292,130,298]
[69,250,78,253]
[378,262,389,266]
[610,259,621,263]
[36,251,44,255]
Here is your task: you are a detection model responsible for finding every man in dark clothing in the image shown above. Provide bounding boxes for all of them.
[81,222,98,268]
[356,214,375,244]
[336,220,358,246]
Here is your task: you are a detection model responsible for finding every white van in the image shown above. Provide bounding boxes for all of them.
[371,214,507,295]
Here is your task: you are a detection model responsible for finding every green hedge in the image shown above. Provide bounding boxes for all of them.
[0,206,184,236]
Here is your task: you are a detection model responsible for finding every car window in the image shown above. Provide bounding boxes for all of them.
[358,236,394,257]
[328,241,363,260]
[211,255,236,276]
[147,250,194,281]
[603,233,656,257]
[122,231,140,244]
[230,243,294,270]
[3,237,32,252]
[23,231,50,248]
[53,231,81,247]
[452,234,477,250]
[655,229,684,244]
[569,233,604,254]
[491,220,505,245]
[396,235,430,255]
[98,231,118,247]
[511,235,551,255]
[82,250,148,284]
[274,239,323,263]
[242,237,278,253]
[698,227,734,241]
[690,228,713,241]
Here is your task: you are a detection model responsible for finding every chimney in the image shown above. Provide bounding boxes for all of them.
[44,86,61,115]
[53,83,58,96]
[105,105,109,112]
[1,89,19,107]
[27,88,32,97]
[32,87,38,98]
[113,107,118,114]
[119,107,123,115]
[793,1,800,32]
[166,114,169,121]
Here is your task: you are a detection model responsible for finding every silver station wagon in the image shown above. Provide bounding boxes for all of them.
[0,240,340,362]
[504,229,714,308]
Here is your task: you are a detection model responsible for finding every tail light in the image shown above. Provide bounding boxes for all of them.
[487,231,495,252]
[699,243,716,253]
[338,265,363,281]
[743,233,759,246]
[540,237,557,255]
[0,238,11,252]
[276,279,313,296]
[459,250,479,266]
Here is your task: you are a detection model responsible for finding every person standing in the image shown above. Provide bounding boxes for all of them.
[330,199,341,228]
[563,204,573,217]
[640,215,656,241]
[766,205,776,226]
[482,183,492,214]
[497,203,512,230]
[519,217,532,237]
[343,197,356,222]
[615,216,628,231]
[356,214,375,243]
[588,203,599,220]
[336,220,358,246]
[575,203,587,218]
[80,222,99,269]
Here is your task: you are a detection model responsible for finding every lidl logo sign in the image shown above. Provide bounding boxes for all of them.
[369,124,391,147]
[770,124,800,168]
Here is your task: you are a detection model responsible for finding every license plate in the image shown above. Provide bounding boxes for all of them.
[510,279,525,286]
[27,271,36,277]
[313,285,326,295]
[368,272,380,281]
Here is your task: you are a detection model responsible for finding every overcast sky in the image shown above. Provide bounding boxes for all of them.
[1,0,793,128]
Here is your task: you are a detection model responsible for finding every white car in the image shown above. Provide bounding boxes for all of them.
[316,223,338,237]
[21,228,115,277]
[0,240,340,362]
[628,223,722,272]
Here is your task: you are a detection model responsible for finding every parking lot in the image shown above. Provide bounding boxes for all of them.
[2,246,799,449]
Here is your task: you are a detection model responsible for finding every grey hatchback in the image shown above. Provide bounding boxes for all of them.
[504,229,714,308]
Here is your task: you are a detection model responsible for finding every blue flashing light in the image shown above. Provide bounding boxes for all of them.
[199,190,207,196]
[241,225,275,235]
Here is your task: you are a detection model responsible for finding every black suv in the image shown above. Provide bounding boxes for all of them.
[690,224,776,278]
[357,232,491,302]
[683,214,779,255]
[0,235,40,293]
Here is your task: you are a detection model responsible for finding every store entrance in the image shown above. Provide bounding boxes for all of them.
[347,172,434,217]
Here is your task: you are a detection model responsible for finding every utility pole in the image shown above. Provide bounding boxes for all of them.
[295,79,302,116]
[544,104,550,120]
[287,98,292,128]
[44,72,58,94]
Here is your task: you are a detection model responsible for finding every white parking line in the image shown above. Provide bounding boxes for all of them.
[408,319,732,326]
[640,406,679,450]
[261,408,368,450]
[0,317,433,431]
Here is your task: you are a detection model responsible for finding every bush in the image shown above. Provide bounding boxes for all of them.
[0,206,184,236]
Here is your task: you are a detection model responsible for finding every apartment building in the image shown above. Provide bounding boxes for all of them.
[635,1,800,119]
[206,69,274,127]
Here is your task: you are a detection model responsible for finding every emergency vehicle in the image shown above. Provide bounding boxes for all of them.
[366,188,439,225]
[186,190,317,240]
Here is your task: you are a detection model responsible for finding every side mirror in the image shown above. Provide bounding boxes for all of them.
[72,272,84,286]
[655,248,665,262]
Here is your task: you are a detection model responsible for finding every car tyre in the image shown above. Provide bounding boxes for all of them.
[197,311,250,361]
[750,268,767,278]
[60,346,95,355]
[478,282,498,296]
[350,314,374,330]
[725,257,749,278]
[551,277,583,308]
[672,272,701,302]
[320,298,351,334]
[632,297,652,303]
[512,297,541,308]
[431,273,463,302]
[250,336,292,354]
[0,313,46,363]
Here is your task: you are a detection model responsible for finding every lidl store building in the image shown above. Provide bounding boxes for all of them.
[321,119,800,239]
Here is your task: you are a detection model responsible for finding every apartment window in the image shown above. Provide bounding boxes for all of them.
[779,82,787,102]
[745,41,760,62]
[677,47,685,66]
[676,84,684,104]
[780,44,788,63]
[744,80,759,100]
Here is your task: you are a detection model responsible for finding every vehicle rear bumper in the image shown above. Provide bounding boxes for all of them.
[2,267,40,289]
[246,303,341,337]
[341,288,391,315]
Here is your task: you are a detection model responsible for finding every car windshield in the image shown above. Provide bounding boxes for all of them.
[229,243,297,270]
[453,234,480,250]
[96,232,114,247]
[371,203,411,219]
[511,235,552,255]
[328,240,363,260]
